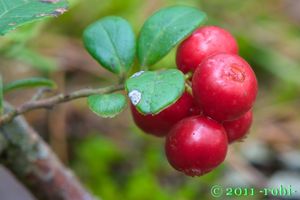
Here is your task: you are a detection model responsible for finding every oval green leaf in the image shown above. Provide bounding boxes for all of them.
[3,77,56,93]
[138,6,207,67]
[83,16,136,75]
[125,69,185,114]
[87,94,127,118]
[0,0,68,35]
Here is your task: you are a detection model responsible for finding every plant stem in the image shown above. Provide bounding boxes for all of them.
[0,84,124,127]
[184,72,193,80]
[185,82,193,95]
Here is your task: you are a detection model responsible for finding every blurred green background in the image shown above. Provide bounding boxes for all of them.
[1,0,300,200]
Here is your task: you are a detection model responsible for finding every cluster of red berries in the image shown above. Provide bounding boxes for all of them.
[131,26,258,177]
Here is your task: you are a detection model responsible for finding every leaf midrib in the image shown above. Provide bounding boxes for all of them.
[99,23,125,74]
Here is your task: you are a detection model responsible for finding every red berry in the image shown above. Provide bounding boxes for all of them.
[131,92,194,137]
[165,116,228,177]
[189,104,202,116]
[224,110,253,143]
[176,26,238,73]
[192,53,258,121]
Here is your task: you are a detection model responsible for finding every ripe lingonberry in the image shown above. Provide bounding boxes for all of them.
[165,116,228,177]
[189,103,202,116]
[223,110,253,143]
[192,53,258,122]
[131,92,196,137]
[176,26,238,73]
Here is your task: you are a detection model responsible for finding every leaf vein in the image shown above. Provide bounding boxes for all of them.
[99,23,125,74]
[0,1,32,18]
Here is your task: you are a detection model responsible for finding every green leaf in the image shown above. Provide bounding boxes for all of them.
[0,0,68,35]
[138,6,206,67]
[83,16,136,75]
[126,69,185,114]
[0,75,3,115]
[87,94,127,118]
[3,77,56,93]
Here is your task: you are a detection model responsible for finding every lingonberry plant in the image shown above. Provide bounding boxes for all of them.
[0,4,258,181]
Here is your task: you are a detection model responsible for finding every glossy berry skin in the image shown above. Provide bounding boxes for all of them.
[224,110,253,143]
[165,116,228,177]
[131,92,195,137]
[176,26,238,73]
[192,53,258,122]
[189,103,202,116]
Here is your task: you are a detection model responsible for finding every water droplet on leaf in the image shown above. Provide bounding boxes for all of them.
[40,0,60,3]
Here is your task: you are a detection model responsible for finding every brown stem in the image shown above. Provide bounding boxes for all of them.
[0,104,96,200]
[0,84,124,126]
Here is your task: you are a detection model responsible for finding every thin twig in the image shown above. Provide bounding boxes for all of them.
[0,84,124,126]
[30,88,53,101]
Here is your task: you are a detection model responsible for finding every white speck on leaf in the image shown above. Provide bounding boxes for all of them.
[51,7,67,16]
[40,0,60,3]
[129,90,142,105]
[131,71,145,78]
